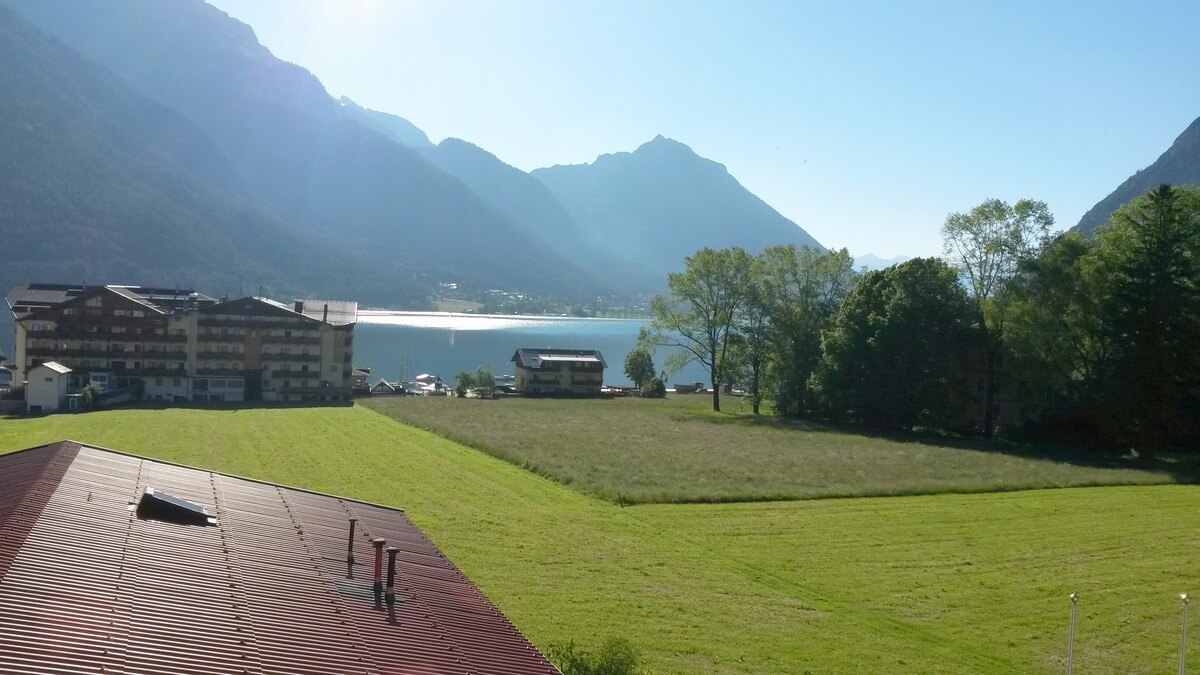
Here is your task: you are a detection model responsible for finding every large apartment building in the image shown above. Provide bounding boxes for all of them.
[6,283,356,404]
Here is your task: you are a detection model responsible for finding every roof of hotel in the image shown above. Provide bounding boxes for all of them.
[296,299,358,326]
[0,441,558,675]
[511,348,607,369]
[5,283,216,317]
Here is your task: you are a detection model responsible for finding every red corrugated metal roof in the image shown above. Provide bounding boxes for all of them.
[0,441,558,674]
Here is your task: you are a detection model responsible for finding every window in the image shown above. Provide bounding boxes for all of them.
[263,346,273,354]
[281,347,291,355]
[112,326,126,334]
[132,310,145,317]
[86,297,102,308]
[114,309,130,317]
[62,308,76,316]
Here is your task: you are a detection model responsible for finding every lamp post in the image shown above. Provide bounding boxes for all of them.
[1067,592,1078,675]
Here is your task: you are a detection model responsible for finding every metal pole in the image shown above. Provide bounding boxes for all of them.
[1181,593,1191,675]
[1067,592,1078,675]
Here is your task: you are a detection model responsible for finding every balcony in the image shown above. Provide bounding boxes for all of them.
[196,351,246,360]
[198,333,245,343]
[199,317,313,329]
[261,335,320,346]
[27,347,185,360]
[270,370,319,379]
[196,368,251,377]
[260,352,319,362]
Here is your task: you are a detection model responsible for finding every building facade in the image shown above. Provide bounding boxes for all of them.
[6,284,356,404]
[511,348,606,395]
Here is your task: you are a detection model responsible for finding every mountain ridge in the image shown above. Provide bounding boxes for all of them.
[1075,116,1200,234]
[533,135,823,277]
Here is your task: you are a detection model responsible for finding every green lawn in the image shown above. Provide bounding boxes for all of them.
[2,405,1199,672]
[361,395,1197,503]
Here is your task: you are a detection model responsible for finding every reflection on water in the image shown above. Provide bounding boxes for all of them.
[354,312,708,385]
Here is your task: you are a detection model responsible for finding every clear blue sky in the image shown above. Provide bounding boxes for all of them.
[208,0,1200,258]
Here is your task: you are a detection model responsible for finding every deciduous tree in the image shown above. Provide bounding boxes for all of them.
[942,198,1052,437]
[650,247,753,412]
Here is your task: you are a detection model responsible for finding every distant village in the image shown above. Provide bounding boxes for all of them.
[1,282,659,415]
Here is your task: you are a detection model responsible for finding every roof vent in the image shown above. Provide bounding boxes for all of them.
[135,487,217,526]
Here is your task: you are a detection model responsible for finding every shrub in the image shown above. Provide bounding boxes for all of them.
[548,637,640,675]
[640,377,666,399]
[81,382,104,408]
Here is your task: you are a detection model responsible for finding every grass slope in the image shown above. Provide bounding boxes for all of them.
[362,396,1196,503]
[2,406,1198,672]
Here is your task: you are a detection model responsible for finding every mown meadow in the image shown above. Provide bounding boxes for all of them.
[361,395,1198,503]
[2,403,1199,672]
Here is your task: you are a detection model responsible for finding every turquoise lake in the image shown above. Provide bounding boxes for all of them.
[354,311,708,386]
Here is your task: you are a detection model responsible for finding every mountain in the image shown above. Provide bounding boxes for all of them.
[0,2,418,306]
[8,0,601,300]
[854,254,911,271]
[533,136,823,277]
[1075,116,1200,234]
[422,138,658,290]
[337,96,432,149]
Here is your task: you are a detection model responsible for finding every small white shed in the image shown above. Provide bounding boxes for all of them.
[26,361,72,413]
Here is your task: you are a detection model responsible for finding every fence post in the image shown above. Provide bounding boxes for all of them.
[1181,593,1191,675]
[1067,592,1078,675]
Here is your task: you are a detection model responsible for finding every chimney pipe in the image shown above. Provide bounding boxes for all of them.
[346,518,358,565]
[372,539,386,604]
[323,303,329,324]
[385,547,399,605]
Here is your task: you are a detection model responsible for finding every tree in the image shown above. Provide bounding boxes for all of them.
[650,247,753,412]
[454,370,474,398]
[473,366,496,399]
[1005,232,1109,435]
[759,245,856,417]
[942,198,1052,437]
[1092,184,1200,448]
[810,258,973,429]
[622,347,656,389]
[732,253,779,414]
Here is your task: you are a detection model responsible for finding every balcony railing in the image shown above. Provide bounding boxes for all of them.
[40,327,187,343]
[259,353,319,362]
[196,351,245,360]
[27,347,186,360]
[270,370,319,379]
[195,368,251,377]
[198,317,313,329]
[261,335,320,346]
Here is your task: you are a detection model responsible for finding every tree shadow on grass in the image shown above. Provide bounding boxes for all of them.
[682,407,1200,484]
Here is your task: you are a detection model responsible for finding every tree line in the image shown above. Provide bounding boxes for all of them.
[636,184,1199,450]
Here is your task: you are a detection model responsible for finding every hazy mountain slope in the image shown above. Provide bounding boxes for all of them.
[337,96,432,149]
[854,254,911,271]
[9,0,599,298]
[423,138,658,290]
[533,136,823,276]
[1075,116,1200,234]
[0,3,421,305]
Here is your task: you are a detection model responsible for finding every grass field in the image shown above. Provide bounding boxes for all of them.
[361,395,1197,503]
[2,405,1199,672]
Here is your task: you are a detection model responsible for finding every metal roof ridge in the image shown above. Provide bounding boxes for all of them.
[42,439,410,515]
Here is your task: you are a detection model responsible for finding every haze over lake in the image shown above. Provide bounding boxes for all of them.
[355,311,709,386]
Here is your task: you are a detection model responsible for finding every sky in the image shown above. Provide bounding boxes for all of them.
[207,0,1200,258]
